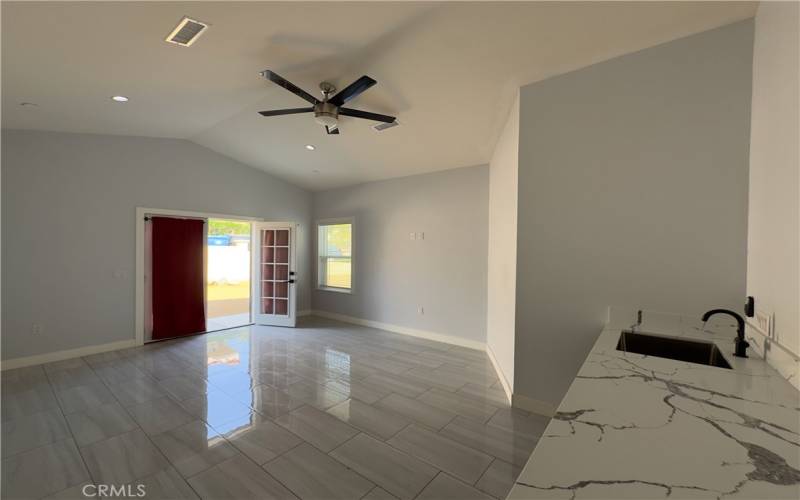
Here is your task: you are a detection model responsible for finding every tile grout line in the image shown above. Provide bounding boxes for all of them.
[411,470,444,500]
[255,404,381,495]
[81,352,208,499]
[383,420,415,442]
[371,390,460,432]
[275,427,382,492]
[384,423,494,486]
[474,457,500,494]
[472,453,497,489]
[0,369,70,460]
[437,409,461,431]
[324,408,495,499]
[327,429,439,500]
[42,364,97,492]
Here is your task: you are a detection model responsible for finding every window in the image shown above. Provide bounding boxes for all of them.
[317,219,353,292]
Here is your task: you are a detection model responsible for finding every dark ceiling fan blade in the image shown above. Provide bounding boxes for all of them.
[260,70,319,104]
[339,108,396,123]
[328,76,377,107]
[258,107,314,117]
[325,125,340,135]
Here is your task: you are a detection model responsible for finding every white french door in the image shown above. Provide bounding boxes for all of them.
[252,222,297,327]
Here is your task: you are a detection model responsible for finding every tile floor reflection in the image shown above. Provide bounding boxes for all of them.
[1,316,549,499]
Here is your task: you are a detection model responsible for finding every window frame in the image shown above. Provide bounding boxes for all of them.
[316,217,355,294]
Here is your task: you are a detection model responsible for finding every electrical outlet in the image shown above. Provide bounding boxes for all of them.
[418,306,424,315]
[754,309,772,336]
[409,232,416,240]
[418,232,424,240]
[32,323,43,335]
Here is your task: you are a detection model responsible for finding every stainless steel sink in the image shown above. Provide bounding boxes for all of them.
[616,331,732,369]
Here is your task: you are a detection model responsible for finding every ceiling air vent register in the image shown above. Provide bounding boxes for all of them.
[165,17,209,47]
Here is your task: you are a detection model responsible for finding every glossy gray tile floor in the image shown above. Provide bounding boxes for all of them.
[1,317,549,499]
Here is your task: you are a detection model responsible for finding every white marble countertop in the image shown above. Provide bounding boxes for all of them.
[508,308,800,499]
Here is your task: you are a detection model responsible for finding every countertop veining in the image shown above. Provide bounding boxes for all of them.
[508,309,800,499]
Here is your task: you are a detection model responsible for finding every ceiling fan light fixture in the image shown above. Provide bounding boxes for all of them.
[314,113,338,128]
[314,101,339,128]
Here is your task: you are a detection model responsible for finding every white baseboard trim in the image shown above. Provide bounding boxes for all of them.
[486,344,513,405]
[310,310,486,351]
[512,393,557,417]
[1,339,139,371]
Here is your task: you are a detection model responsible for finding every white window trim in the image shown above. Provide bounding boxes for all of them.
[316,217,355,294]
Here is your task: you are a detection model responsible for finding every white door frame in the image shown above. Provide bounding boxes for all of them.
[134,207,264,345]
[251,221,298,327]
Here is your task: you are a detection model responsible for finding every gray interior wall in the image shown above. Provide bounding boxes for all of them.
[515,20,753,407]
[312,165,489,344]
[746,1,799,358]
[486,93,519,388]
[2,130,312,360]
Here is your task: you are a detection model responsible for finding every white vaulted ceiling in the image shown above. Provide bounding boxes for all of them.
[1,2,757,190]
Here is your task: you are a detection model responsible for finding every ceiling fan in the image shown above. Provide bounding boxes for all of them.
[258,70,396,135]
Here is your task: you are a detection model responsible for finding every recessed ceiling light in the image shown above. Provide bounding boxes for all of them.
[111,96,129,102]
[305,144,316,151]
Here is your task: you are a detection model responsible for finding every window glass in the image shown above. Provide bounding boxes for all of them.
[318,222,352,290]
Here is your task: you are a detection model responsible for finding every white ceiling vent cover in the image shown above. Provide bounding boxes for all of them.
[372,120,399,132]
[165,17,209,47]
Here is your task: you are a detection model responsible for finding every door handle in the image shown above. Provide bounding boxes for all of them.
[288,279,295,284]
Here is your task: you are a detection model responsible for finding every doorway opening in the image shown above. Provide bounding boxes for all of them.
[137,208,298,344]
[206,218,252,331]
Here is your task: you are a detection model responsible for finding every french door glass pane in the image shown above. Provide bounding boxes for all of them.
[260,229,274,315]
[260,228,290,317]
[276,230,289,246]
[275,265,288,281]
[276,247,288,263]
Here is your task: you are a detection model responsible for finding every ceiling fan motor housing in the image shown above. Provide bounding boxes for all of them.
[314,102,339,127]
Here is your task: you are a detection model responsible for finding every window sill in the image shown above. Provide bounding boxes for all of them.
[316,286,353,295]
